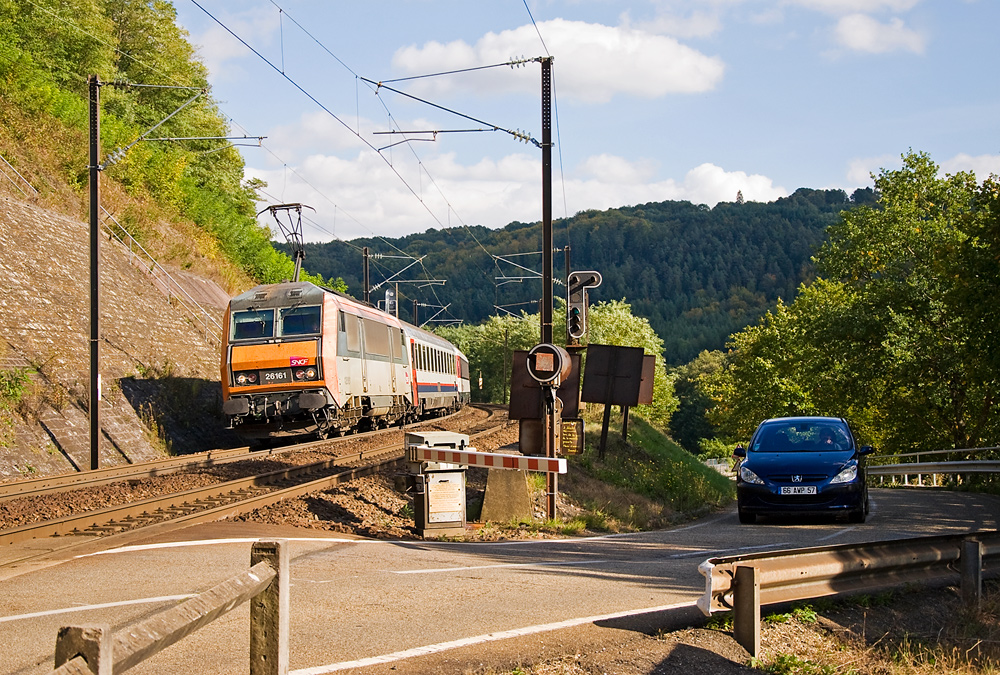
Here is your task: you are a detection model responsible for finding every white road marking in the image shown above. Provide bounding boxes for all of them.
[666,543,792,559]
[0,595,194,624]
[817,527,855,542]
[389,559,612,574]
[74,537,383,557]
[289,601,697,674]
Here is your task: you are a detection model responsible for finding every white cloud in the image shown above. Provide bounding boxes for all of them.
[846,154,896,184]
[788,0,921,14]
[939,153,1000,179]
[679,163,788,205]
[248,148,786,242]
[844,152,1000,189]
[834,14,926,53]
[392,19,725,103]
[621,9,724,39]
[188,7,277,82]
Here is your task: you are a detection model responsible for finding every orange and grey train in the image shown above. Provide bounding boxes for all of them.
[221,280,470,439]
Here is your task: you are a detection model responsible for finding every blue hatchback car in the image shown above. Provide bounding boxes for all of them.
[734,416,873,524]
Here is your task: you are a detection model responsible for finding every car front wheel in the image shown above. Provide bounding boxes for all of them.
[738,508,756,524]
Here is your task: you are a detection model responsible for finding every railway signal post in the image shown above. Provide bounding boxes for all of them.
[526,343,572,520]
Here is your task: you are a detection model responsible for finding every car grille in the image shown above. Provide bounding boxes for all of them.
[769,474,828,483]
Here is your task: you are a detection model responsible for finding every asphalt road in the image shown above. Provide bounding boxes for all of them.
[1,488,998,675]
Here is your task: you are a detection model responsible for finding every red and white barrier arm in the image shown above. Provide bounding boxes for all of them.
[409,445,567,474]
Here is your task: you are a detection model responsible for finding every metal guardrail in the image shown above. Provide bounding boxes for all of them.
[873,446,1000,460]
[698,530,1000,656]
[51,540,288,674]
[869,460,1000,476]
[100,206,224,346]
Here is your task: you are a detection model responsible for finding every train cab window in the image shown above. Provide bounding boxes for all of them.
[280,305,321,336]
[232,309,274,340]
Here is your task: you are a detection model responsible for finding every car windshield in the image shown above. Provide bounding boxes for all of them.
[752,421,851,452]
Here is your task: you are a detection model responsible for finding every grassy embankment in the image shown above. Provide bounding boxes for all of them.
[492,413,735,535]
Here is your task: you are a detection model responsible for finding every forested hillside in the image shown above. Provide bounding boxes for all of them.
[291,187,875,363]
[0,0,338,292]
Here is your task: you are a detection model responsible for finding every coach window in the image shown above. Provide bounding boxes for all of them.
[232,308,274,340]
[280,305,321,336]
[391,328,407,364]
[363,318,390,358]
[339,312,361,355]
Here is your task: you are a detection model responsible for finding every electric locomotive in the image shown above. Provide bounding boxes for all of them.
[220,280,469,439]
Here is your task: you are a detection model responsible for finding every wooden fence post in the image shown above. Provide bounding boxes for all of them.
[250,539,289,675]
[54,624,112,674]
[961,537,983,613]
[733,565,760,658]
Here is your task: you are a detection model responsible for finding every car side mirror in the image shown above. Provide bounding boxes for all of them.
[859,445,874,456]
[733,445,746,458]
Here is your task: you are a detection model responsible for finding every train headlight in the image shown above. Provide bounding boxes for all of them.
[293,367,319,381]
[234,371,258,386]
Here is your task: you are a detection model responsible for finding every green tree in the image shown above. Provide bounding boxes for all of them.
[668,350,725,453]
[586,299,679,429]
[706,151,1000,453]
[436,313,538,404]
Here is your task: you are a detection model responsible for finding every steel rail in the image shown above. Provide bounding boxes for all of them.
[0,408,506,547]
[0,405,489,503]
[0,444,404,546]
[0,446,253,502]
[697,530,1000,616]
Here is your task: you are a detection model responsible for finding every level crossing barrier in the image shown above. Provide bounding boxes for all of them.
[408,443,567,473]
[50,540,288,675]
[698,530,1000,657]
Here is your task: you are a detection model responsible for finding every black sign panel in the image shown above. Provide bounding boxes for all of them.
[580,344,645,407]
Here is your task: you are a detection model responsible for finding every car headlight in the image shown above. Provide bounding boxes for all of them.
[739,465,765,485]
[830,464,858,484]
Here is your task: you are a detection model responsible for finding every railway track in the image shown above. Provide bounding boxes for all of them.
[0,404,507,557]
[0,404,503,504]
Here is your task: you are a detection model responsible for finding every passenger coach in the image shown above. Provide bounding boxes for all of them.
[220,280,469,439]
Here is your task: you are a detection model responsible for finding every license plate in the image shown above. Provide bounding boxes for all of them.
[780,486,817,495]
[261,368,292,384]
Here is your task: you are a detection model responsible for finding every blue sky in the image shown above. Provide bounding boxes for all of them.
[173,1,1000,242]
